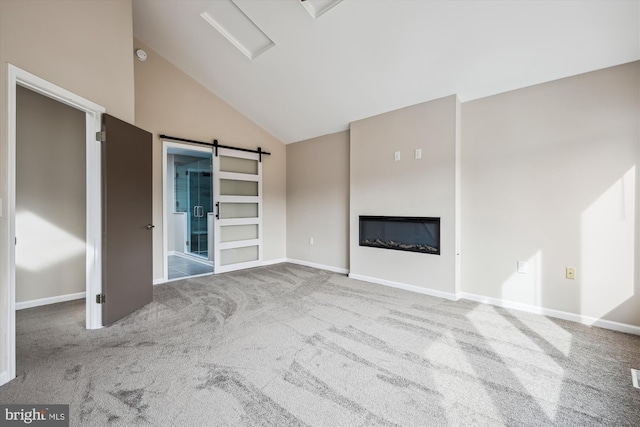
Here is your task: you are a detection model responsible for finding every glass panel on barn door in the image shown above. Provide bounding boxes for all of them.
[213,148,262,273]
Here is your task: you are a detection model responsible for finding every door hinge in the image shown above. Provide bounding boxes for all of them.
[95,131,106,142]
[96,293,106,304]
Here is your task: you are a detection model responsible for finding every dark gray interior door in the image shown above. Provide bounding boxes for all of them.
[102,114,153,325]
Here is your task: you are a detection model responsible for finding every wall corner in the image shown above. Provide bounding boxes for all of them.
[454,95,462,295]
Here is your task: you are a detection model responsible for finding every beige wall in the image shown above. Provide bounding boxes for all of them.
[0,0,135,122]
[461,62,640,326]
[0,0,135,380]
[293,63,639,327]
[287,131,350,270]
[350,96,459,295]
[16,86,86,302]
[133,39,287,279]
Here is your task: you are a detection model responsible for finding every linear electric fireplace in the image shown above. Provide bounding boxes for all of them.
[359,216,440,255]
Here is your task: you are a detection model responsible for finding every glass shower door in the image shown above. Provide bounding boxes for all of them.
[187,164,212,259]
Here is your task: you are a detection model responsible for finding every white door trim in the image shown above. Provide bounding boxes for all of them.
[4,64,105,385]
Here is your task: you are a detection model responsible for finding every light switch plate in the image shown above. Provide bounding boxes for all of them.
[415,149,422,159]
[517,261,527,274]
[394,151,401,161]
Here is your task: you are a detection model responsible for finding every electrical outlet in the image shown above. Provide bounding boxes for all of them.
[566,267,576,280]
[309,237,314,245]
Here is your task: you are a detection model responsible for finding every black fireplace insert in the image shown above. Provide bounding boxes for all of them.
[359,216,440,255]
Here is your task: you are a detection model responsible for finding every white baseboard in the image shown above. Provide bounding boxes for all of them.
[0,371,9,387]
[287,258,349,275]
[168,250,189,258]
[459,292,640,336]
[262,258,287,266]
[16,292,86,311]
[169,251,213,267]
[348,273,458,301]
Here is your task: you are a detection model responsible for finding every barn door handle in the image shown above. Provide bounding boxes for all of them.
[146,224,155,229]
[215,202,220,219]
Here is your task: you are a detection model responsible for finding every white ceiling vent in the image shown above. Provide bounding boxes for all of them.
[300,0,343,19]
[201,0,274,60]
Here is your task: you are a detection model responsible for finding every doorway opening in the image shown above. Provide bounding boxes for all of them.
[163,143,214,281]
[161,139,264,283]
[15,86,87,309]
[3,65,104,386]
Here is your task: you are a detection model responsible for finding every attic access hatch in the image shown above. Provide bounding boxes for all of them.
[201,0,274,60]
[200,0,343,60]
[300,0,343,19]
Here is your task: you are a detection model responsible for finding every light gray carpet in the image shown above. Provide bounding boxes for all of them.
[1,263,639,426]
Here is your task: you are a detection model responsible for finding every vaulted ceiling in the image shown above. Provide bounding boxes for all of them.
[132,0,640,144]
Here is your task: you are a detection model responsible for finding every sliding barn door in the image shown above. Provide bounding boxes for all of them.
[213,148,262,273]
[102,114,153,325]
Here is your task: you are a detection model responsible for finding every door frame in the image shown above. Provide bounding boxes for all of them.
[4,64,105,384]
[162,140,214,282]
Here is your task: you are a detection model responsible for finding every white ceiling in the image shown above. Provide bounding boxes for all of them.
[132,0,640,144]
